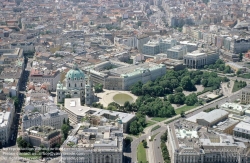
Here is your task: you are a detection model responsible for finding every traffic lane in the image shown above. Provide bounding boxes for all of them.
[154,131,165,163]
[131,91,240,162]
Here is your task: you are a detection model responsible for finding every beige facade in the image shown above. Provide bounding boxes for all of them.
[241,86,250,104]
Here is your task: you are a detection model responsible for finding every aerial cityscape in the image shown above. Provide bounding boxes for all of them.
[0,0,250,163]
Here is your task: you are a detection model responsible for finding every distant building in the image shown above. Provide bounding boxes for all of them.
[0,48,23,58]
[230,38,250,54]
[180,41,198,52]
[23,126,61,148]
[167,45,187,60]
[184,50,219,69]
[142,40,160,55]
[136,34,150,53]
[29,68,61,91]
[142,38,177,55]
[10,42,35,53]
[241,85,250,104]
[0,99,15,146]
[225,62,246,73]
[21,109,68,132]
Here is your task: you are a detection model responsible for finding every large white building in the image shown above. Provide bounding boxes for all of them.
[0,99,15,146]
[142,38,177,55]
[167,122,249,163]
[61,120,123,163]
[56,64,94,105]
[136,34,150,53]
[64,98,135,133]
[167,45,187,60]
[83,61,166,90]
[21,108,68,132]
[234,121,250,141]
[183,50,219,69]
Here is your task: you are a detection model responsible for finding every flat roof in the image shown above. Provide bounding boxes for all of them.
[186,112,207,123]
[199,109,228,123]
[234,121,250,134]
[64,98,135,123]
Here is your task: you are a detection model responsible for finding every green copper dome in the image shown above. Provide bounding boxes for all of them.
[66,64,85,80]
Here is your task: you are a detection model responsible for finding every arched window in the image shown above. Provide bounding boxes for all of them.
[68,83,70,87]
[75,83,77,87]
[59,96,60,99]
[81,83,82,87]
[68,78,70,80]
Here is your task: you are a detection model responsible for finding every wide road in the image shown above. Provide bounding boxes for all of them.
[127,89,241,163]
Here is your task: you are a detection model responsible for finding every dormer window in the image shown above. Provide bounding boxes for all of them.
[68,78,70,80]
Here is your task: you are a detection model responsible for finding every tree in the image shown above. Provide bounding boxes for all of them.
[201,79,208,87]
[65,94,71,98]
[124,101,131,111]
[175,87,183,93]
[12,97,19,110]
[130,81,143,95]
[239,53,243,61]
[168,95,175,103]
[185,93,198,106]
[129,121,139,135]
[61,124,70,140]
[137,21,142,26]
[223,66,231,74]
[181,76,196,91]
[67,118,70,125]
[94,84,103,93]
[160,130,168,142]
[180,110,185,117]
[236,70,242,76]
[143,140,147,148]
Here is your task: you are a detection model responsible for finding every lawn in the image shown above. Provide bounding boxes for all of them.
[19,153,41,160]
[239,73,250,79]
[203,86,213,92]
[151,125,161,132]
[151,117,167,122]
[137,142,147,163]
[175,105,197,115]
[146,120,156,127]
[232,81,246,93]
[150,132,159,142]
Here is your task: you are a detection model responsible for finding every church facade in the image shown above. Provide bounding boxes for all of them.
[56,64,94,105]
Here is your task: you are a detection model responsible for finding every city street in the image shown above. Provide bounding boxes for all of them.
[125,89,241,163]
